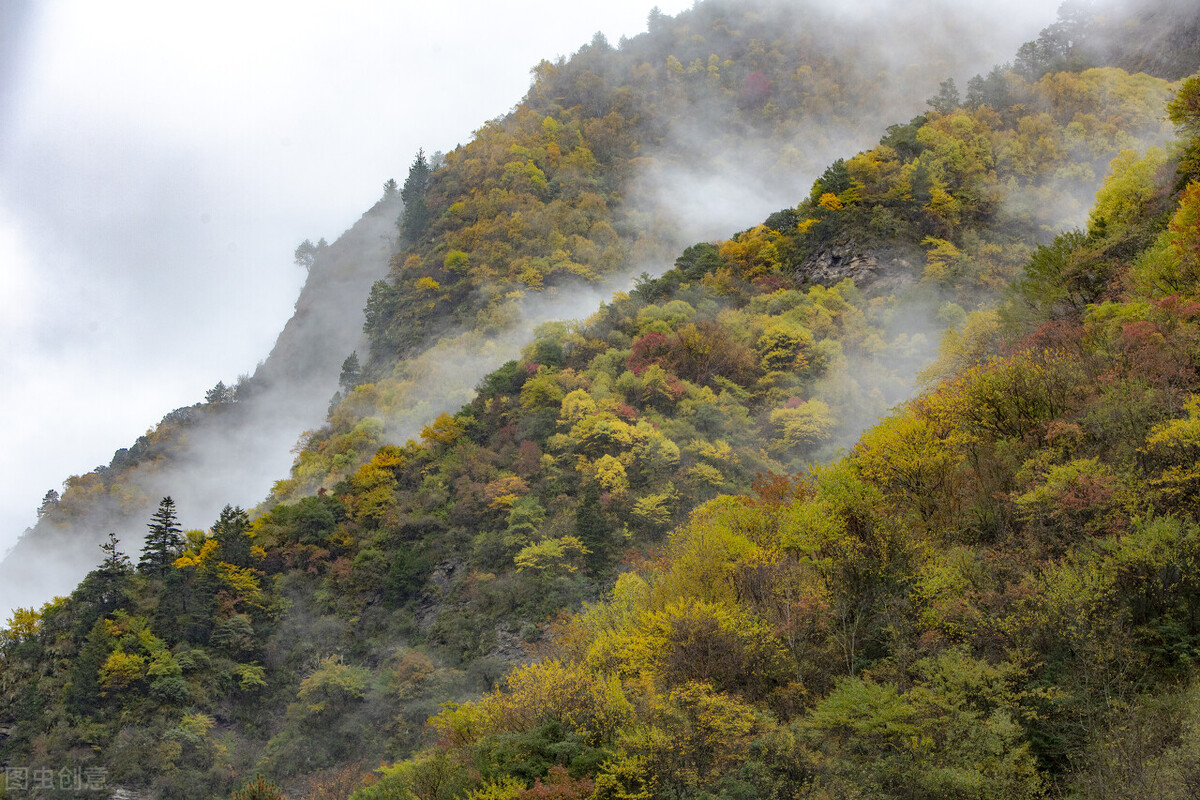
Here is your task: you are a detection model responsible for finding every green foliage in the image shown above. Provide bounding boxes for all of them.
[804,654,1042,799]
[9,5,1200,800]
[400,149,433,242]
[139,496,184,579]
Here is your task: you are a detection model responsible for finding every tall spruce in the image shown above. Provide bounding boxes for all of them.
[398,148,432,242]
[212,504,253,568]
[139,496,184,579]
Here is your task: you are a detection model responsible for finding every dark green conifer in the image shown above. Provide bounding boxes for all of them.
[575,483,611,572]
[339,351,362,392]
[213,504,253,568]
[139,496,184,579]
[399,149,433,241]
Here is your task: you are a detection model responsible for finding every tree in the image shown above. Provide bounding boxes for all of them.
[231,776,284,800]
[98,532,132,579]
[212,504,253,568]
[965,66,1010,109]
[36,488,59,518]
[382,177,399,200]
[575,483,611,571]
[339,351,362,392]
[1168,74,1200,135]
[294,238,319,271]
[811,158,851,202]
[205,380,234,404]
[927,78,960,113]
[1168,73,1200,184]
[139,496,184,579]
[399,148,433,242]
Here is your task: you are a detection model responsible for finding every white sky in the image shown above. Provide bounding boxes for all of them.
[0,0,695,558]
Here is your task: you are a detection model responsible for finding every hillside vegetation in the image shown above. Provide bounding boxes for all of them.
[351,70,1200,800]
[2,2,1200,799]
[1,0,1030,615]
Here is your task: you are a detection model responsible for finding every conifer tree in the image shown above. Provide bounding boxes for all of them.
[205,380,234,404]
[36,488,59,518]
[575,482,611,571]
[213,504,253,568]
[399,149,433,242]
[139,496,184,579]
[339,351,362,392]
[94,532,132,611]
[927,78,960,113]
[99,531,131,576]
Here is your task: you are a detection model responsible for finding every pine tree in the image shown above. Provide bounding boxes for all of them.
[339,351,362,392]
[94,532,132,611]
[139,496,184,579]
[213,504,252,568]
[927,78,960,113]
[205,380,234,404]
[99,532,131,575]
[575,483,611,572]
[36,489,59,518]
[399,149,433,242]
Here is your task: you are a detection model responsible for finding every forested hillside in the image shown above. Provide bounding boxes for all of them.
[0,0,1030,619]
[0,195,402,616]
[356,70,1200,800]
[2,1,1200,799]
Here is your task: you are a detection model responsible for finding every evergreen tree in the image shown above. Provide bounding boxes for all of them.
[75,532,132,615]
[927,78,960,113]
[139,496,184,579]
[213,504,253,568]
[36,488,59,518]
[95,532,132,611]
[575,483,611,572]
[339,351,362,392]
[64,619,110,714]
[399,149,433,242]
[205,380,234,404]
[99,531,131,577]
[965,66,1011,109]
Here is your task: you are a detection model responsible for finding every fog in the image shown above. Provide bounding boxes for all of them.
[632,0,1062,245]
[0,0,1073,618]
[0,0,696,616]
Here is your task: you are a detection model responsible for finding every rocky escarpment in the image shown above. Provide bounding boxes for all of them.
[795,239,921,294]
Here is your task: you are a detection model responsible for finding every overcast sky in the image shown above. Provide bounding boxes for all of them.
[0,0,699,559]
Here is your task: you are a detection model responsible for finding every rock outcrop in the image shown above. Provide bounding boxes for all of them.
[795,240,921,294]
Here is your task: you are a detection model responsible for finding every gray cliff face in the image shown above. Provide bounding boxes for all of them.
[795,240,921,294]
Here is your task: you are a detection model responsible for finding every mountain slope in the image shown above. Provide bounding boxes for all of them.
[0,194,400,615]
[2,2,1199,799]
[350,69,1200,800]
[0,0,1049,617]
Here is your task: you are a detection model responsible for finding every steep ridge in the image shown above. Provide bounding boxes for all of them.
[0,0,1047,617]
[362,71,1200,800]
[2,2,1199,799]
[0,195,400,616]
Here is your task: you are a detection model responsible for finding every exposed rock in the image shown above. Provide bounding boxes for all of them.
[488,625,530,663]
[795,240,921,294]
[108,789,154,800]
